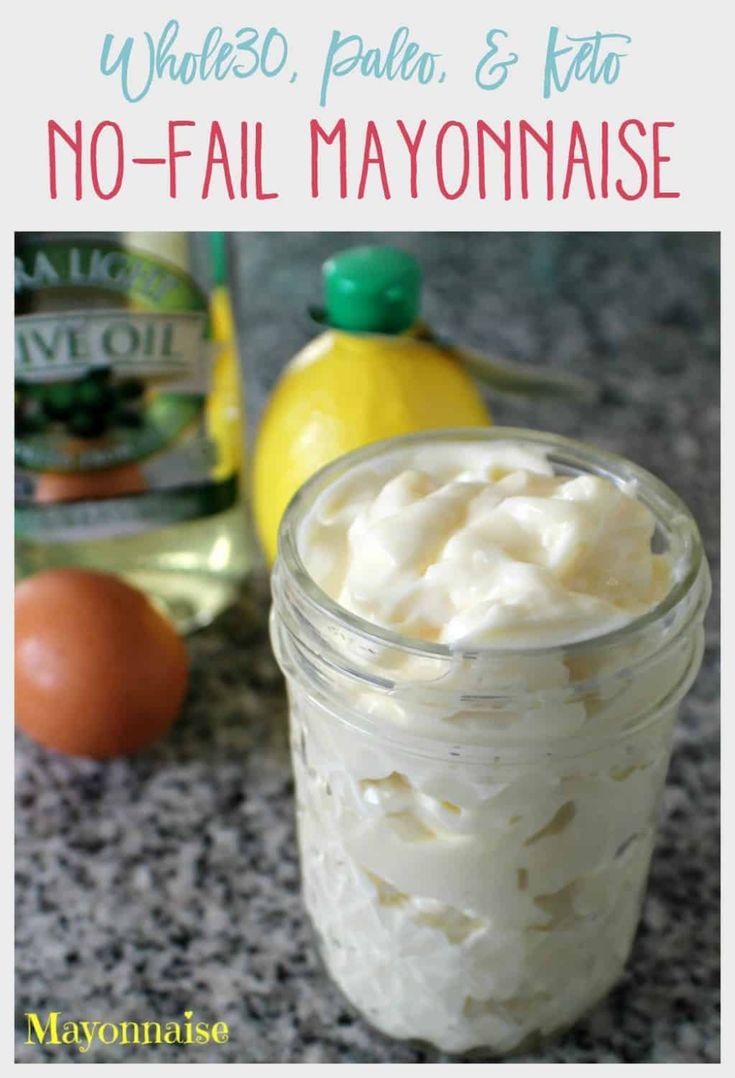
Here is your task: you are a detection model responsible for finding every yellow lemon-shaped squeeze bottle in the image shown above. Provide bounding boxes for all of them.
[253,246,491,564]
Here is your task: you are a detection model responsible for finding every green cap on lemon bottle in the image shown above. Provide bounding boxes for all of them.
[321,246,422,334]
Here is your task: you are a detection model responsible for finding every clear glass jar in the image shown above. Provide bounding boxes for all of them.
[270,429,710,1056]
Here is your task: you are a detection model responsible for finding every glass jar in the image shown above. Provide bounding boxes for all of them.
[270,429,710,1056]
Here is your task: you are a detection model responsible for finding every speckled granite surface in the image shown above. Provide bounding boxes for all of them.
[15,233,720,1063]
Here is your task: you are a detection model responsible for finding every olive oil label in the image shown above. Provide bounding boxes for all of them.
[16,311,210,386]
[15,237,241,541]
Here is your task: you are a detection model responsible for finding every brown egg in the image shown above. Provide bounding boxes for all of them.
[15,569,189,758]
[35,462,145,504]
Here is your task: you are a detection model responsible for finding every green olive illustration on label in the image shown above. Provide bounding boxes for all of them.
[16,368,203,472]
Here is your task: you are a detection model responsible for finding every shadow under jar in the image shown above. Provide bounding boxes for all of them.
[270,429,710,1056]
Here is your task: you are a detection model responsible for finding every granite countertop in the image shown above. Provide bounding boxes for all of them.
[15,233,720,1063]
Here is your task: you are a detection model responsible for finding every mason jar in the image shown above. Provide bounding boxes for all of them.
[270,429,710,1056]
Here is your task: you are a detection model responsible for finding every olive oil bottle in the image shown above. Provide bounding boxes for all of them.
[14,232,254,631]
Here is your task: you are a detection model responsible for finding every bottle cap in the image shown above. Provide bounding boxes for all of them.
[321,246,421,334]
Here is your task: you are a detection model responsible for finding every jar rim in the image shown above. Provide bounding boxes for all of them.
[276,427,705,663]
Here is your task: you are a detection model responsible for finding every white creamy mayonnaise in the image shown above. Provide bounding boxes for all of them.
[281,438,691,1054]
[300,440,670,649]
